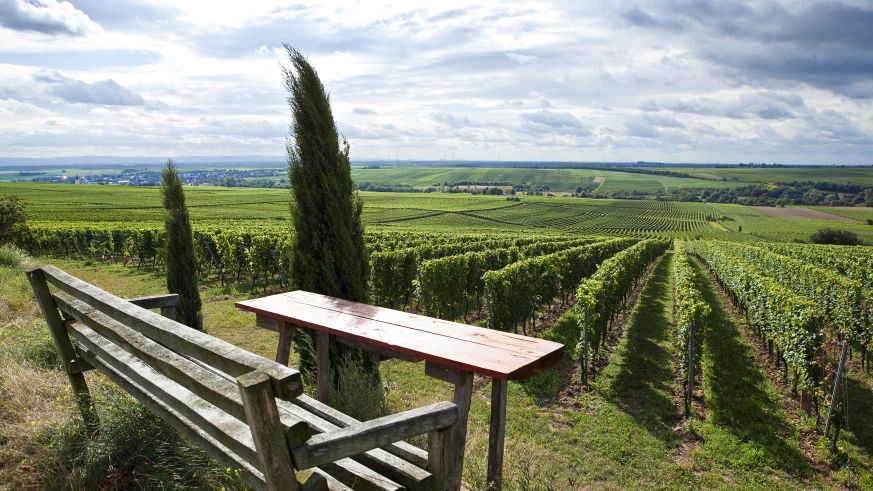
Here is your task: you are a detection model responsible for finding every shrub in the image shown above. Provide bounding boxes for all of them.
[809,228,863,246]
[0,244,29,268]
[0,194,27,244]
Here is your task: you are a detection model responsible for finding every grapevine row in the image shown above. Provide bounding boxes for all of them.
[574,239,670,372]
[672,240,710,412]
[686,241,824,391]
[484,237,638,332]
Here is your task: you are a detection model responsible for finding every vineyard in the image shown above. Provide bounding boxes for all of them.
[2,182,873,488]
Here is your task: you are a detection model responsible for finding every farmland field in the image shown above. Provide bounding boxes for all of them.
[4,183,873,242]
[351,166,745,193]
[655,166,873,186]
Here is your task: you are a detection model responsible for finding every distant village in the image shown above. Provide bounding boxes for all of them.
[24,168,287,188]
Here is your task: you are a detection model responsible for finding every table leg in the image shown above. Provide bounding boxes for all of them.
[316,330,330,404]
[275,320,294,366]
[487,378,507,490]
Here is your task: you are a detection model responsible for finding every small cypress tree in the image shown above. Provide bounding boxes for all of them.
[161,160,203,329]
[283,47,378,406]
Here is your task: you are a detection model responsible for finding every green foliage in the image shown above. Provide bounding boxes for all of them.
[418,247,520,320]
[809,228,863,246]
[717,240,872,350]
[765,241,873,290]
[574,239,670,357]
[0,193,27,244]
[672,241,710,383]
[161,161,202,329]
[484,238,638,332]
[0,244,28,268]
[686,241,824,390]
[285,47,368,302]
[283,46,375,387]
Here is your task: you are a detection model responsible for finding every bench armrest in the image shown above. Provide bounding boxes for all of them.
[290,401,457,470]
[126,294,180,309]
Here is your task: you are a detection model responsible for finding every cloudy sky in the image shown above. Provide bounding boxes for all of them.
[1,0,872,164]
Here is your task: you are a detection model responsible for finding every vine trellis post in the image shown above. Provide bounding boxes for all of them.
[581,304,589,384]
[824,339,849,438]
[685,320,696,416]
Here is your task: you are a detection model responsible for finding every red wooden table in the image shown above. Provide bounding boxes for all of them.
[236,290,564,489]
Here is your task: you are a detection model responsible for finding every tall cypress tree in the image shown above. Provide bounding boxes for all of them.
[283,47,377,397]
[161,160,203,329]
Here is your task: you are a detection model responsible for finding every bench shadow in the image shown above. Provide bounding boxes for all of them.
[601,255,680,446]
[692,261,811,476]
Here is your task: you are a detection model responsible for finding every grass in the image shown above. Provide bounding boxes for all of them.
[4,248,873,488]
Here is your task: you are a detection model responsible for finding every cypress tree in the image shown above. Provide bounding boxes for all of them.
[161,160,203,329]
[283,47,378,400]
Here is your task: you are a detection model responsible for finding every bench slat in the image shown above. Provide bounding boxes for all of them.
[73,336,267,491]
[71,324,262,469]
[41,265,303,400]
[126,293,179,309]
[317,460,403,491]
[292,401,456,470]
[294,395,429,469]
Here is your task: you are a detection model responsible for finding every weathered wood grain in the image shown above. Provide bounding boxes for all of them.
[26,267,98,432]
[316,330,330,403]
[126,293,179,309]
[487,379,507,490]
[71,323,261,468]
[41,265,303,400]
[276,320,294,365]
[236,291,563,380]
[74,344,267,490]
[293,394,429,469]
[292,401,456,470]
[238,370,300,491]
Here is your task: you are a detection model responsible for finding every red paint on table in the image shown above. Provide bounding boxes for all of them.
[236,291,563,380]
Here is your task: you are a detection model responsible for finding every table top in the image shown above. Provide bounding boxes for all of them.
[235,290,564,380]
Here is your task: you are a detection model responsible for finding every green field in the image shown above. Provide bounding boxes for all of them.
[3,183,873,242]
[352,166,743,193]
[656,166,873,186]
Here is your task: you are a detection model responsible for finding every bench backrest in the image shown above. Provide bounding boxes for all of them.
[28,265,308,488]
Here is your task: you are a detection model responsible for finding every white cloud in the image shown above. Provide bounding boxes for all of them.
[0,1,870,163]
[0,0,100,35]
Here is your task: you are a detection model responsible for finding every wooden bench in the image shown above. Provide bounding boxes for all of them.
[27,265,464,491]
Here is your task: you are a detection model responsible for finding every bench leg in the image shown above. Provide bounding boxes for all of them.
[238,370,300,491]
[27,268,99,433]
[316,331,330,404]
[487,379,507,490]
[276,320,294,366]
[428,367,472,491]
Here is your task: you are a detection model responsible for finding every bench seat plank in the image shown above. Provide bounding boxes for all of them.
[294,395,429,469]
